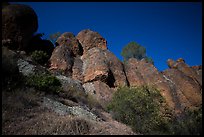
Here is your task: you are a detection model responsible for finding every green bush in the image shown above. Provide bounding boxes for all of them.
[31,50,49,65]
[168,106,202,135]
[26,73,62,93]
[107,86,171,135]
[107,86,202,135]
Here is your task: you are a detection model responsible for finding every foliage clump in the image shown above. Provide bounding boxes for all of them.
[107,85,202,135]
[121,41,154,64]
[168,106,202,135]
[31,50,49,65]
[26,73,62,93]
[107,85,168,134]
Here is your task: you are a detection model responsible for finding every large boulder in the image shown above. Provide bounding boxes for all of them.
[56,32,83,56]
[81,47,109,83]
[81,47,127,87]
[2,4,38,50]
[76,29,107,54]
[49,44,74,77]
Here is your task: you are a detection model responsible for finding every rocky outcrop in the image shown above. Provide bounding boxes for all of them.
[76,29,107,54]
[55,75,84,94]
[163,69,202,109]
[49,44,74,77]
[56,32,83,56]
[81,47,127,87]
[43,97,99,121]
[81,47,109,83]
[83,81,115,108]
[124,58,202,112]
[2,4,38,50]
[124,58,146,86]
[104,50,128,87]
[124,58,176,110]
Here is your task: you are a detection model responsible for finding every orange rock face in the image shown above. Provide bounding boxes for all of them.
[76,29,107,54]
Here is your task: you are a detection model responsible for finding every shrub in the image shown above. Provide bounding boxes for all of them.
[31,50,49,65]
[26,73,62,93]
[107,85,171,135]
[168,106,202,135]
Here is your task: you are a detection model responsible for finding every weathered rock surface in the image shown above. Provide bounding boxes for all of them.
[124,58,146,87]
[56,32,83,56]
[76,29,107,54]
[81,47,109,83]
[72,57,84,82]
[124,58,202,112]
[175,59,202,87]
[55,75,84,94]
[17,58,48,76]
[43,97,98,121]
[104,50,128,87]
[83,81,115,108]
[2,4,38,50]
[162,69,202,109]
[49,44,74,77]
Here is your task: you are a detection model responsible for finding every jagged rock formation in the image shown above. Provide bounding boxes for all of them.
[2,3,202,135]
[49,29,202,113]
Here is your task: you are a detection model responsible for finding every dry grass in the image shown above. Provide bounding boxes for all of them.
[2,87,135,135]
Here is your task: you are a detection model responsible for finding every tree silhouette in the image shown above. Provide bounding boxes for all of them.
[48,32,61,45]
[121,41,154,64]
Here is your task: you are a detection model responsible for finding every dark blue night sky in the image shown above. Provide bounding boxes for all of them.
[12,2,202,71]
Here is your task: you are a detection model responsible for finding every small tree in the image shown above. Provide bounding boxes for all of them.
[48,32,61,45]
[121,41,154,64]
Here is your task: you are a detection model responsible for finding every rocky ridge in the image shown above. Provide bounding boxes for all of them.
[2,3,202,135]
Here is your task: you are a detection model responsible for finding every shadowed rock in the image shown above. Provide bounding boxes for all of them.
[2,4,38,50]
[56,32,83,56]
[49,44,74,77]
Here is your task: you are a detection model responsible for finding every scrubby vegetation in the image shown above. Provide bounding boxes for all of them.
[31,50,49,65]
[107,86,202,135]
[168,106,202,135]
[26,73,62,94]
